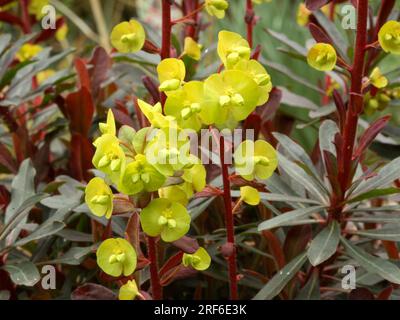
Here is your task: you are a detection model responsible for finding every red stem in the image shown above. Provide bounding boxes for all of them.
[147,236,163,300]
[338,1,369,203]
[245,0,254,48]
[19,0,31,34]
[160,0,172,107]
[185,0,200,39]
[219,135,238,300]
[161,0,172,60]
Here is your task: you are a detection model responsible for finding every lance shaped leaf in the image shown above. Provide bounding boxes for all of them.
[307,221,340,266]
[341,236,400,284]
[253,252,308,300]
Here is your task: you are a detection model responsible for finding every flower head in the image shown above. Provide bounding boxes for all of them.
[16,44,43,62]
[93,134,126,185]
[240,186,260,206]
[231,59,272,105]
[307,43,337,71]
[182,247,211,271]
[119,280,139,300]
[378,20,400,55]
[144,127,191,176]
[119,154,166,195]
[217,31,250,68]
[111,19,145,53]
[85,177,114,219]
[203,70,260,125]
[205,0,229,19]
[157,58,186,92]
[96,238,137,277]
[140,198,191,242]
[369,67,388,89]
[164,81,204,131]
[234,140,278,181]
[183,37,202,61]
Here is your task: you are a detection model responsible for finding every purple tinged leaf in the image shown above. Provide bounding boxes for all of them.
[353,115,391,160]
[71,283,117,300]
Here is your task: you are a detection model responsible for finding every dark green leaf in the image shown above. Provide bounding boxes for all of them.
[2,261,40,287]
[348,188,400,203]
[253,252,308,300]
[340,236,400,284]
[307,221,340,266]
[258,206,325,231]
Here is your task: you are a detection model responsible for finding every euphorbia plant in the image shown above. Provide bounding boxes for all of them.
[1,0,400,302]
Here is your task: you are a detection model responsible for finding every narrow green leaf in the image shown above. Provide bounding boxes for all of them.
[0,193,48,243]
[261,59,324,94]
[340,236,400,284]
[352,227,400,242]
[2,261,40,287]
[307,221,340,266]
[348,188,400,203]
[352,157,400,196]
[279,87,319,110]
[264,29,307,55]
[348,213,400,223]
[258,206,325,231]
[230,190,322,205]
[45,246,95,266]
[253,252,307,300]
[278,153,329,204]
[14,221,66,247]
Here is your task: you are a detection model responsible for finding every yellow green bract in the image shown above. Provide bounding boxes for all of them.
[183,37,202,61]
[111,19,145,53]
[203,70,259,126]
[234,140,278,181]
[307,43,337,71]
[378,20,400,55]
[157,58,186,92]
[205,0,229,19]
[182,247,211,271]
[119,154,166,195]
[240,186,261,206]
[369,67,388,89]
[96,238,137,277]
[137,99,175,129]
[140,198,191,242]
[93,134,126,185]
[231,59,272,106]
[164,81,205,131]
[119,280,139,300]
[217,31,250,68]
[85,177,114,219]
[99,109,116,136]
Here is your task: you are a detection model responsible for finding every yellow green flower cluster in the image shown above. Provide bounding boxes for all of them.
[85,25,278,299]
[159,31,272,130]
